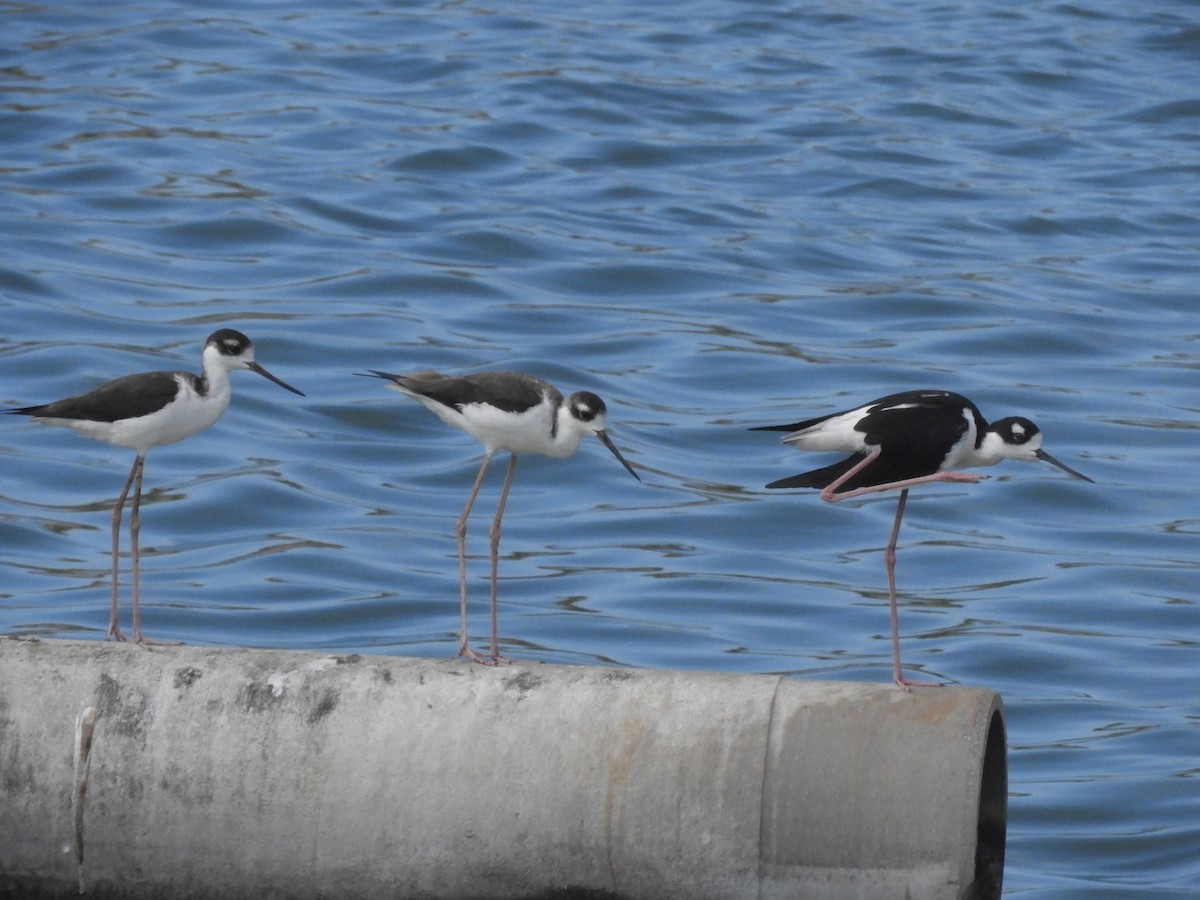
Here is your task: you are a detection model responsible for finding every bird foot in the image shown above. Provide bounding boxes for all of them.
[457,645,495,665]
[940,471,985,484]
[106,627,129,643]
[134,636,183,648]
[894,674,944,691]
[457,644,514,666]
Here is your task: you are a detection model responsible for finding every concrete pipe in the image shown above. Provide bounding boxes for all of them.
[0,637,1005,899]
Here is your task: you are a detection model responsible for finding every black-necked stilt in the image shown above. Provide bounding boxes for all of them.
[752,389,1092,689]
[5,329,304,645]
[359,369,641,664]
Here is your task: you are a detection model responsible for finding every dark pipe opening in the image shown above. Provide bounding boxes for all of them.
[972,709,1008,899]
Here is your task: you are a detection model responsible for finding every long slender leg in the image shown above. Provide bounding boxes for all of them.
[486,454,518,664]
[126,458,180,647]
[129,455,144,643]
[823,455,944,689]
[819,451,982,504]
[455,453,493,662]
[105,456,141,642]
[885,490,941,690]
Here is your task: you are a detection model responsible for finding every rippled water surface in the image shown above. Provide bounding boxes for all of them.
[2,1,1198,895]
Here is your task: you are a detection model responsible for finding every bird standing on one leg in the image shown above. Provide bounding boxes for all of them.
[752,389,1092,689]
[360,369,640,664]
[5,329,304,645]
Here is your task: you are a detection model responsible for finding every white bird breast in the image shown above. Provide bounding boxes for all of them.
[84,375,231,453]
[454,399,575,456]
[782,408,879,453]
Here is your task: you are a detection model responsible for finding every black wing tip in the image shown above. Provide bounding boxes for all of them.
[763,474,821,490]
[749,422,803,433]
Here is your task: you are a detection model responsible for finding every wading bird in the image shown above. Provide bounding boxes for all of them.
[753,389,1092,688]
[6,329,304,644]
[360,369,640,664]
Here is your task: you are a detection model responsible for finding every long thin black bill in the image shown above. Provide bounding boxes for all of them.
[597,430,641,482]
[248,361,305,396]
[1036,448,1093,483]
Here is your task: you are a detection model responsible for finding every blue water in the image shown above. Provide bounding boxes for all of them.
[2,0,1197,894]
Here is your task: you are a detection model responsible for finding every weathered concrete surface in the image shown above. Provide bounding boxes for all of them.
[0,637,1005,899]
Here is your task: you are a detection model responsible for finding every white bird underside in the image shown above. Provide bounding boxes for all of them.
[754,389,1092,492]
[392,385,573,457]
[32,374,230,454]
[781,401,975,461]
